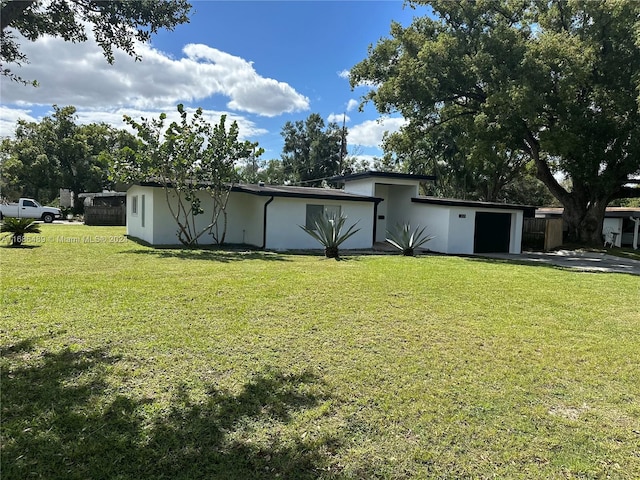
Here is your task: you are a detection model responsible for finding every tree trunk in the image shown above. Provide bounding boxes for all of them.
[561,199,607,247]
[325,246,339,259]
[524,131,607,247]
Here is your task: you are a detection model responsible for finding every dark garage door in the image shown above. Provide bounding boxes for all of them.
[474,212,512,253]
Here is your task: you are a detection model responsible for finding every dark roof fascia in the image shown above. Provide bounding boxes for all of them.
[135,181,381,203]
[331,171,436,183]
[231,184,383,203]
[412,196,536,217]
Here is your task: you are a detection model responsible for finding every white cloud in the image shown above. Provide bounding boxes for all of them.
[0,35,309,117]
[0,105,267,141]
[348,117,407,148]
[77,107,268,140]
[346,99,359,112]
[0,106,39,138]
[327,113,350,124]
[337,69,350,79]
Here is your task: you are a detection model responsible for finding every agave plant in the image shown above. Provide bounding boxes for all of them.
[386,223,434,256]
[1,217,41,247]
[300,213,360,259]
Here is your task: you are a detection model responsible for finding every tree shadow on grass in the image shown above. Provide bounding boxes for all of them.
[2,340,342,480]
[120,247,291,263]
[0,244,41,249]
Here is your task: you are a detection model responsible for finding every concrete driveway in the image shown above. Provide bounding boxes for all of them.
[481,250,640,276]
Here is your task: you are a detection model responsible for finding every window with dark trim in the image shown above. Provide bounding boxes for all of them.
[131,195,138,216]
[141,194,145,227]
[305,204,341,229]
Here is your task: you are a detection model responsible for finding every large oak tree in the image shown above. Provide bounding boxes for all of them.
[350,0,640,245]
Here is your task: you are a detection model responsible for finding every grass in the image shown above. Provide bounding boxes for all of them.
[2,224,639,479]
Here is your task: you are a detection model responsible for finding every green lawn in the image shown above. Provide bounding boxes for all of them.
[2,224,639,479]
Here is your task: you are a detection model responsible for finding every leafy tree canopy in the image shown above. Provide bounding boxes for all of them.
[281,113,347,186]
[1,0,191,83]
[0,105,137,209]
[351,0,640,245]
[114,105,263,245]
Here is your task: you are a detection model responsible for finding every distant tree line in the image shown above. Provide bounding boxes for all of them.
[6,107,635,213]
[0,105,137,211]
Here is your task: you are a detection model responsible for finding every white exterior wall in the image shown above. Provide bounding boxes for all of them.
[127,188,262,246]
[509,210,524,254]
[151,190,270,246]
[406,204,525,255]
[374,184,420,242]
[126,185,156,244]
[264,197,375,250]
[385,185,416,223]
[408,204,450,253]
[343,178,376,196]
[344,177,422,197]
[445,207,477,254]
[223,192,265,246]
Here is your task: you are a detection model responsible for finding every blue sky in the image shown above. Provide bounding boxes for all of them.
[0,1,430,163]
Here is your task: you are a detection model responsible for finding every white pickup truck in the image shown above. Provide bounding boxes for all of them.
[0,198,62,223]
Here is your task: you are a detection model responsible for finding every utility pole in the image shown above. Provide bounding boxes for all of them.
[339,113,347,174]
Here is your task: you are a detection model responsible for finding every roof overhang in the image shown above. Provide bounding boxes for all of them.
[331,171,436,183]
[231,184,382,203]
[412,196,537,217]
[134,181,382,203]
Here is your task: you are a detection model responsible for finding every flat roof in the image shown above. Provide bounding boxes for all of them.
[137,181,381,203]
[412,196,537,217]
[331,171,436,183]
[232,184,382,203]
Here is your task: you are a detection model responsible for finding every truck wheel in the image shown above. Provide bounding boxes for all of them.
[42,213,54,223]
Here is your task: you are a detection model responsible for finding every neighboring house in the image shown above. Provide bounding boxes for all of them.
[126,172,535,254]
[536,207,640,249]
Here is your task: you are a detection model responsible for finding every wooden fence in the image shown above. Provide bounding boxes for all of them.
[84,205,126,226]
[522,217,563,251]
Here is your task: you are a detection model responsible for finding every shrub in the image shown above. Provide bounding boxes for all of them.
[386,223,434,256]
[300,213,360,259]
[1,217,41,247]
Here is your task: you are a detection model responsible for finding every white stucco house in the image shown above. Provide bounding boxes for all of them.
[126,172,535,254]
